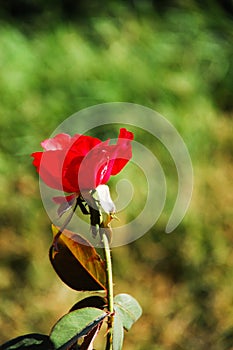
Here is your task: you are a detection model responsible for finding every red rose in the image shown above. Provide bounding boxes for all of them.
[31,128,134,197]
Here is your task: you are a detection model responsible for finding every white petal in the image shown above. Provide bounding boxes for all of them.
[95,184,116,214]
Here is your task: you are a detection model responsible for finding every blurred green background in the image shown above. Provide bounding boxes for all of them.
[0,1,232,349]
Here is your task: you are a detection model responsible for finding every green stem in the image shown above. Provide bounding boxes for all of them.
[102,231,114,350]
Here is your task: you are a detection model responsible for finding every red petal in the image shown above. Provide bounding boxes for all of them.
[68,135,102,156]
[69,140,110,191]
[41,133,73,151]
[110,128,134,175]
[118,127,134,141]
[31,150,76,193]
[62,156,82,192]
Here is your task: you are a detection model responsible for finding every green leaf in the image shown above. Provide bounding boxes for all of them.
[50,225,107,291]
[114,293,142,331]
[0,334,53,350]
[50,307,107,350]
[112,312,124,350]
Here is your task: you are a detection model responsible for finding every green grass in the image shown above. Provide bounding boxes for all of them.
[0,6,232,349]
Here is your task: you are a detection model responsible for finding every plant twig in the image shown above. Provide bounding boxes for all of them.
[53,198,79,251]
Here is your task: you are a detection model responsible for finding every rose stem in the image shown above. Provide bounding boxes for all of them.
[53,198,79,251]
[102,230,114,350]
